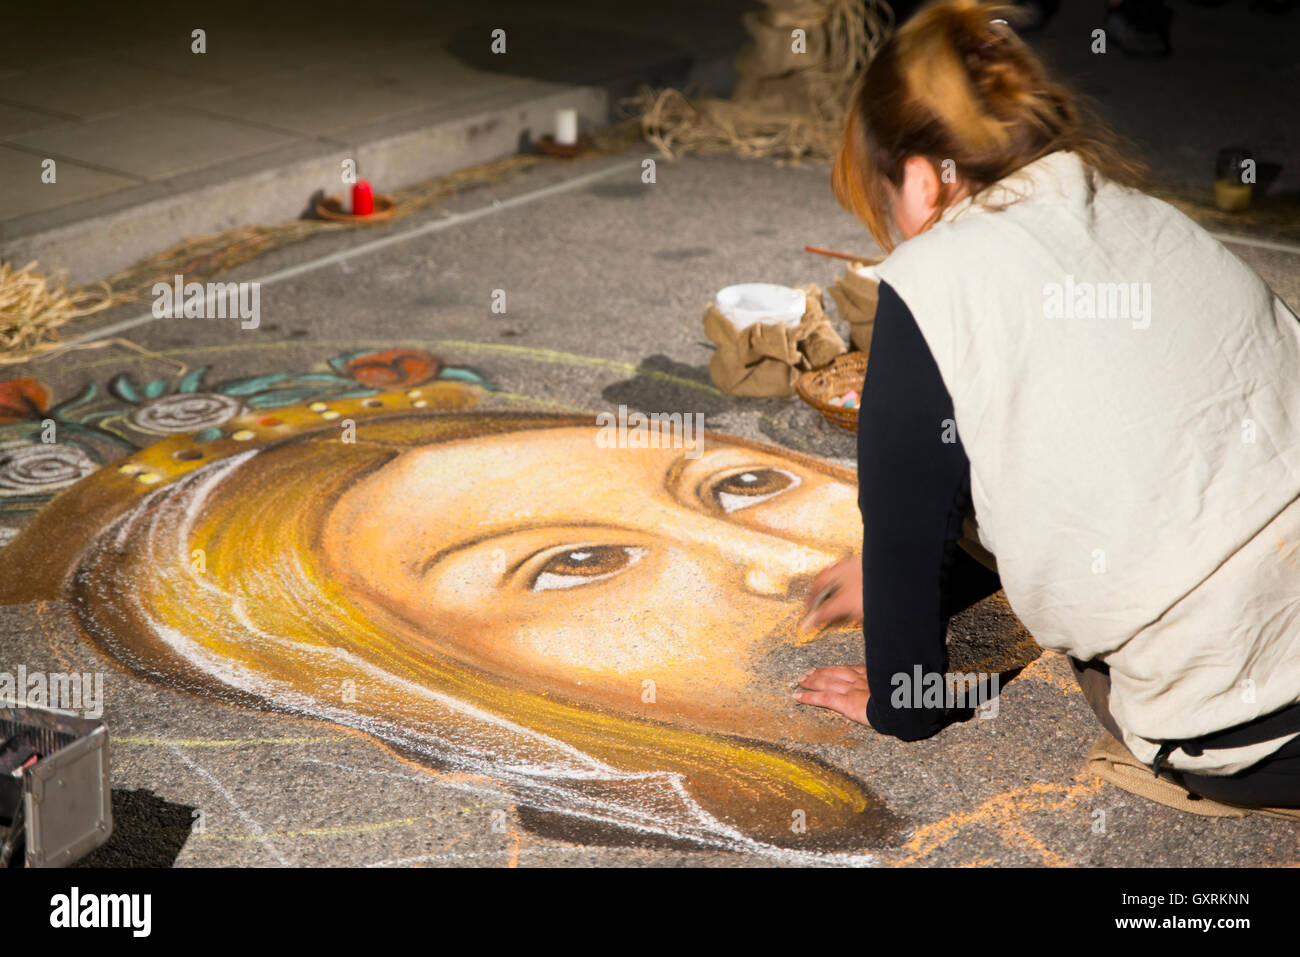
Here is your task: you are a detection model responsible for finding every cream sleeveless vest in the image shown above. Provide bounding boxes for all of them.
[875,151,1300,773]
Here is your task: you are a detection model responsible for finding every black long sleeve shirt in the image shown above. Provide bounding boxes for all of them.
[857,281,1001,740]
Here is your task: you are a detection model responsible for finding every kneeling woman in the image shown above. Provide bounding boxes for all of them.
[798,0,1300,809]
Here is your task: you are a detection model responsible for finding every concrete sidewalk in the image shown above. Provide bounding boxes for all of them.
[0,0,749,284]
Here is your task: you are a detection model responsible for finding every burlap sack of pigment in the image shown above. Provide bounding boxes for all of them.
[704,283,846,397]
[736,5,829,86]
[828,262,881,353]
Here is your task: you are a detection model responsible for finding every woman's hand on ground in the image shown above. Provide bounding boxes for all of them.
[800,557,864,631]
[795,665,870,724]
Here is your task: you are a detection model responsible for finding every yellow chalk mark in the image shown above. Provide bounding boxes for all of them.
[490,392,588,413]
[58,339,720,396]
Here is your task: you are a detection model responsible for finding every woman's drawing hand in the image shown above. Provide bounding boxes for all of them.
[799,556,863,630]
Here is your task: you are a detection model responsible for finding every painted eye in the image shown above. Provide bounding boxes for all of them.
[531,546,647,592]
[710,468,801,513]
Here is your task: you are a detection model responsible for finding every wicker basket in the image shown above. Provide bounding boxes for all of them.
[796,351,868,431]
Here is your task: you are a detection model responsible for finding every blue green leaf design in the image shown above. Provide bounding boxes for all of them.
[216,372,291,396]
[48,382,98,417]
[327,350,374,373]
[247,387,332,408]
[438,367,485,385]
[109,374,140,403]
[282,373,352,384]
[178,367,209,393]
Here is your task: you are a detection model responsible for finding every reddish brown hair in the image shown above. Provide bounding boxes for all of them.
[832,0,1145,252]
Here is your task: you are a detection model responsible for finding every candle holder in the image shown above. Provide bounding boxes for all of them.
[537,133,592,159]
[1214,146,1254,213]
[316,194,398,224]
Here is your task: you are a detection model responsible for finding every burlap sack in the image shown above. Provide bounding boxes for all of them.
[1085,731,1300,821]
[828,261,882,353]
[740,9,828,78]
[704,283,846,397]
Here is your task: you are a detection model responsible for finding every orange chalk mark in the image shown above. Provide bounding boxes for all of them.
[890,778,1105,867]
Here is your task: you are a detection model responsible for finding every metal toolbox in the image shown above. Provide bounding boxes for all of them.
[0,702,112,867]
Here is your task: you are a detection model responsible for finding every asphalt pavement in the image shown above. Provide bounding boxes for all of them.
[4,147,1298,866]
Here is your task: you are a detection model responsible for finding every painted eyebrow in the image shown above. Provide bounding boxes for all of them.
[415,447,699,579]
[414,448,796,579]
[416,520,633,579]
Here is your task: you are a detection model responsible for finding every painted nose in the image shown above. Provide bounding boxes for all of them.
[701,523,847,599]
[743,572,811,600]
[634,499,848,599]
[742,567,823,601]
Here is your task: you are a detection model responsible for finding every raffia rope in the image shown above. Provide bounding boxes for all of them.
[0,261,122,362]
[636,0,893,163]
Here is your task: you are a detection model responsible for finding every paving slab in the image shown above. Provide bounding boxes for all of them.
[10,106,305,183]
[0,145,140,220]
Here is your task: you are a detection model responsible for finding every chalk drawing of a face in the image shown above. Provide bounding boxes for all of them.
[0,381,900,859]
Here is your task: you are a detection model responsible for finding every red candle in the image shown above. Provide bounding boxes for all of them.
[351,180,374,216]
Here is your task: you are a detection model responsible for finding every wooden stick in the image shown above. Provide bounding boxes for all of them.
[804,244,874,263]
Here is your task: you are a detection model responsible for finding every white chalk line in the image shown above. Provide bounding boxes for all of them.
[68,157,644,346]
[168,744,291,867]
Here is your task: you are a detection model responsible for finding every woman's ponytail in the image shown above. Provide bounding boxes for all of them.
[833,0,1145,251]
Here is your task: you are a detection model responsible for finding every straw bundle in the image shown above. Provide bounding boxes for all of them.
[0,261,122,361]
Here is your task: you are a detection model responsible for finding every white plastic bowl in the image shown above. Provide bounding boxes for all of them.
[715,283,806,329]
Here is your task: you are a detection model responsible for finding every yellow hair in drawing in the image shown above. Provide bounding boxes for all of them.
[2,381,897,854]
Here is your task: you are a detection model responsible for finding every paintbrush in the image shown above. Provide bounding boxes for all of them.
[804,245,875,264]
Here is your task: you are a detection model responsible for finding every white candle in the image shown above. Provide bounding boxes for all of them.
[339,181,352,214]
[555,108,578,146]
